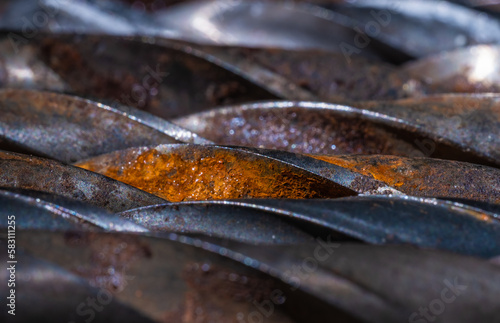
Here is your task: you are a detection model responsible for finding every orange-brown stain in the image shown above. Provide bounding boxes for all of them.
[77,149,341,202]
[310,155,408,188]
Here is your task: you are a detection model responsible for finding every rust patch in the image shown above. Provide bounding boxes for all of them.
[77,148,343,202]
[310,154,500,204]
[312,155,407,188]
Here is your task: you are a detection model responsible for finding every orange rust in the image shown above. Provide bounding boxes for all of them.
[310,155,408,188]
[311,154,500,205]
[77,149,338,202]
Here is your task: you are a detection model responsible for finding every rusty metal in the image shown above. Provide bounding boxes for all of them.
[174,100,499,167]
[311,154,500,204]
[173,102,426,156]
[74,144,357,201]
[0,32,414,114]
[0,89,213,163]
[0,150,166,212]
[4,32,500,118]
[1,2,500,322]
[0,32,279,119]
[75,144,406,201]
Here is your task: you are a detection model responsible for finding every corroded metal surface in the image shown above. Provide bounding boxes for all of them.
[38,34,280,119]
[311,155,500,204]
[173,102,425,156]
[0,150,166,212]
[175,99,500,167]
[75,144,361,201]
[0,33,279,119]
[75,144,405,201]
[2,2,500,322]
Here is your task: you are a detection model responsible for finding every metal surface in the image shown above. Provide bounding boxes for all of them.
[152,0,379,55]
[0,150,166,212]
[122,195,500,257]
[174,100,499,167]
[7,230,500,323]
[6,231,302,323]
[355,94,500,167]
[328,0,500,57]
[0,0,411,63]
[312,154,500,204]
[402,45,500,93]
[0,252,157,323]
[0,189,149,232]
[0,89,211,163]
[0,33,279,119]
[75,144,404,201]
[234,241,500,322]
[120,203,316,245]
[173,102,427,156]
[1,2,500,322]
[189,45,424,102]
